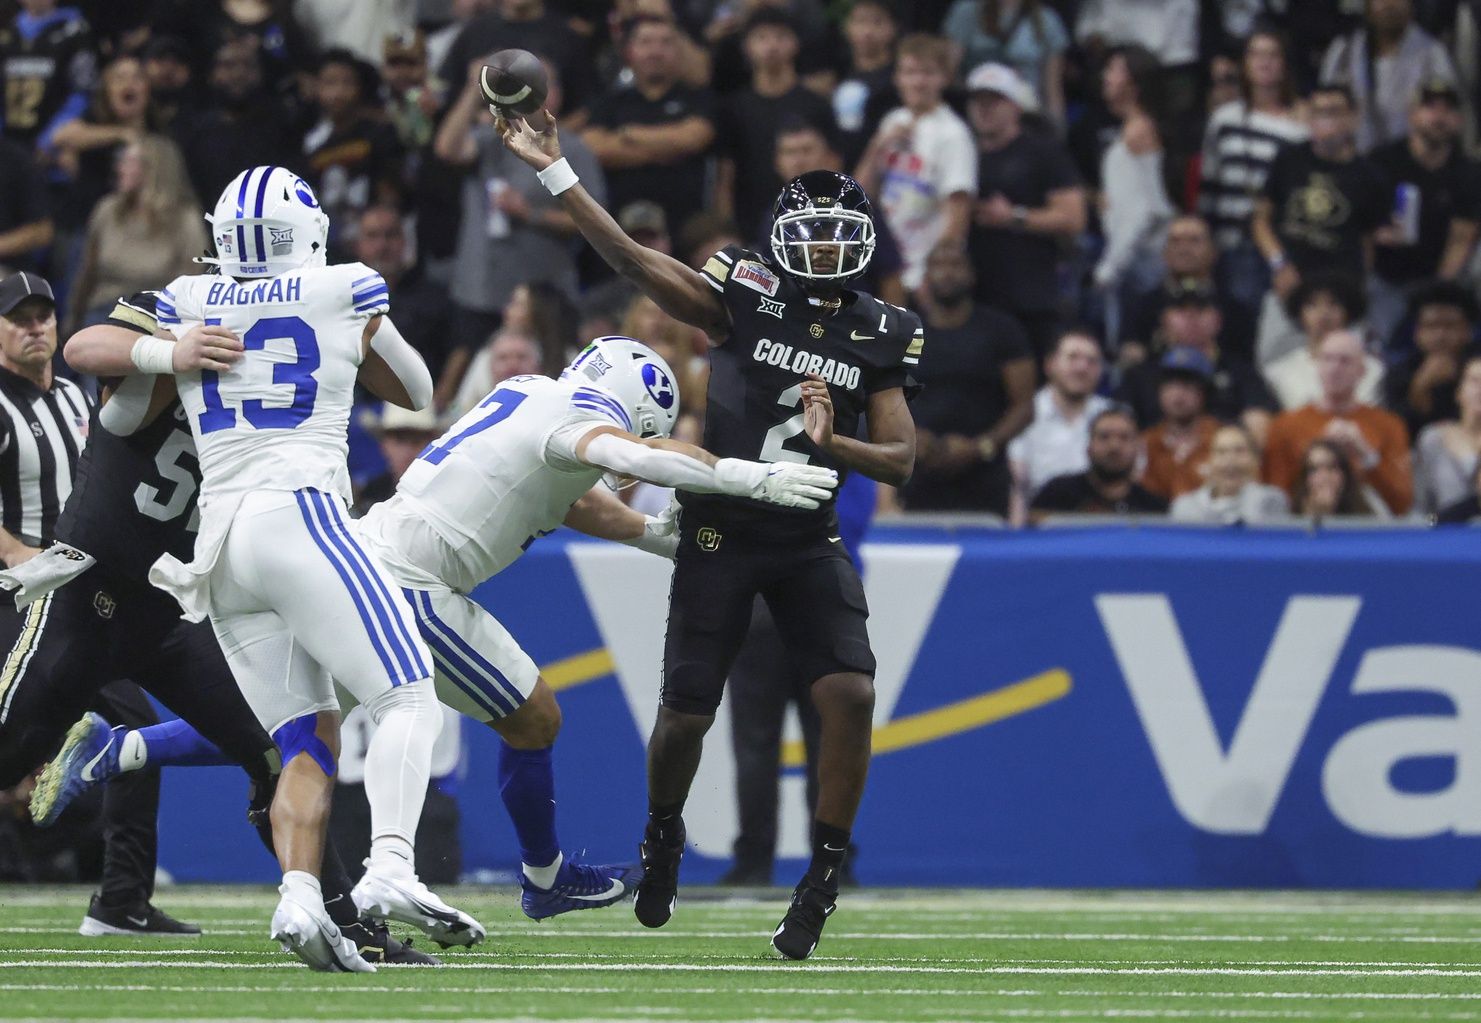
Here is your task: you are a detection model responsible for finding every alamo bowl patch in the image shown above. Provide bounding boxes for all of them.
[732,261,779,297]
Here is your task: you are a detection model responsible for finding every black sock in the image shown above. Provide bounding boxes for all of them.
[319,840,361,929]
[646,801,685,842]
[807,821,850,888]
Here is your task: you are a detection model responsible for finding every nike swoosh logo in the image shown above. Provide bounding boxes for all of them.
[126,915,149,928]
[823,843,846,852]
[80,740,113,783]
[827,537,841,544]
[570,879,625,902]
[850,331,873,341]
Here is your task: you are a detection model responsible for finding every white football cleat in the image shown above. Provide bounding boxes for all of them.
[352,868,485,948]
[270,890,375,973]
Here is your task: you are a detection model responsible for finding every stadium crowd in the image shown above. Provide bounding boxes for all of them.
[2,0,1481,528]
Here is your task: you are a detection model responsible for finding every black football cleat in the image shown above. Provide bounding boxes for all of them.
[633,815,684,928]
[79,895,200,937]
[770,879,837,960]
[341,918,442,965]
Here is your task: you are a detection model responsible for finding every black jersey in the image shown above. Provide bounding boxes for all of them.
[0,9,95,147]
[54,292,200,584]
[683,244,922,538]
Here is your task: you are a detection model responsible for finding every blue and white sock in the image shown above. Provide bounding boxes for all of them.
[498,742,562,887]
[123,719,231,771]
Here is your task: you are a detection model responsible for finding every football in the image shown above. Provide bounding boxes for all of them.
[479,48,548,116]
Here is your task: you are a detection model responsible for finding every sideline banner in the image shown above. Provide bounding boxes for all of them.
[157,526,1481,887]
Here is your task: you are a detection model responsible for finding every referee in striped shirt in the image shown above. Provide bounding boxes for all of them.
[0,272,188,935]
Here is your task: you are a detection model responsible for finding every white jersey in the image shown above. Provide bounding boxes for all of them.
[359,374,620,595]
[159,262,389,503]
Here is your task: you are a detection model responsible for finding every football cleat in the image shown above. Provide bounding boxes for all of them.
[340,918,441,965]
[78,895,200,937]
[352,867,485,948]
[633,816,685,929]
[521,858,635,920]
[770,879,838,961]
[32,713,122,827]
[271,889,374,972]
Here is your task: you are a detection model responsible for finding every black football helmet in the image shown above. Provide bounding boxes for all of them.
[769,170,877,287]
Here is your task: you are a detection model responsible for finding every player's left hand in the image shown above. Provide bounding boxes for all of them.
[802,374,834,449]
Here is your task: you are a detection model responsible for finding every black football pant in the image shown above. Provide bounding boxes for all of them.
[727,599,821,873]
[0,561,279,908]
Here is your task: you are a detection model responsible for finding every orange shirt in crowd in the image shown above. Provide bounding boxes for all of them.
[1140,416,1220,500]
[1262,404,1414,514]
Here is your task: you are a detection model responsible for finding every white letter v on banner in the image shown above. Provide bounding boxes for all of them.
[1095,594,1360,834]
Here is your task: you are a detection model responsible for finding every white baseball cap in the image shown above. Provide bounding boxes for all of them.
[965,62,1038,113]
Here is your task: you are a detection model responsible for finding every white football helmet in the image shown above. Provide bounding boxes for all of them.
[561,336,680,440]
[202,166,330,278]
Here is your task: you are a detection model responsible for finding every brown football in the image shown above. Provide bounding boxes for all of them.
[480,49,548,116]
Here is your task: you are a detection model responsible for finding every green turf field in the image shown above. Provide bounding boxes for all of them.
[1,886,1479,1021]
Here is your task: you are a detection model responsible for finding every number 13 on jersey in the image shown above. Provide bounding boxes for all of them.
[198,316,321,434]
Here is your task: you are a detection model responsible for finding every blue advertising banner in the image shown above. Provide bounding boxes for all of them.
[156,525,1481,888]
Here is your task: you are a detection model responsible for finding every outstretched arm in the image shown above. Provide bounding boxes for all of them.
[65,321,244,377]
[498,111,730,340]
[573,426,837,508]
[563,485,679,559]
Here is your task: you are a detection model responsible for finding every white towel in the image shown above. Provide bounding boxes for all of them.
[0,543,96,608]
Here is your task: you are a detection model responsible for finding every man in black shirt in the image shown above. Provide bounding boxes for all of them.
[902,243,1033,515]
[717,10,836,242]
[435,0,593,113]
[0,137,51,276]
[1384,280,1479,437]
[1253,83,1387,351]
[0,1,95,150]
[581,16,716,241]
[1368,79,1481,346]
[963,63,1085,358]
[353,206,453,380]
[1030,407,1168,522]
[502,113,917,960]
[828,0,898,171]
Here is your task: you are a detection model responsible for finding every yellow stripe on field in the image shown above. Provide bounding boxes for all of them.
[781,668,1071,766]
[542,648,615,690]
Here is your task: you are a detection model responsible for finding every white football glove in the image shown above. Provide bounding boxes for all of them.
[714,458,839,510]
[621,495,680,560]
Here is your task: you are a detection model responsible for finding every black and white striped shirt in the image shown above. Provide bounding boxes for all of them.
[1199,101,1310,251]
[0,366,91,546]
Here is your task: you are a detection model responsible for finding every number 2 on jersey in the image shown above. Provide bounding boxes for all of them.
[198,316,321,434]
[759,383,811,464]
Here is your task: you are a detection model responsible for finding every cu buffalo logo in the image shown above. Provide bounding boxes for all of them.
[641,363,675,410]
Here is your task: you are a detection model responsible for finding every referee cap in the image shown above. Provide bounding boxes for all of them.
[0,272,55,317]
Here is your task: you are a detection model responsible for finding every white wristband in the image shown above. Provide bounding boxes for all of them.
[537,157,578,196]
[130,335,176,375]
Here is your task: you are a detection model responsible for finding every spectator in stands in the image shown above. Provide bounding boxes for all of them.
[1030,406,1168,522]
[1253,84,1388,366]
[448,329,544,417]
[704,0,831,95]
[1264,274,1383,410]
[294,0,416,68]
[303,48,405,258]
[1320,0,1456,153]
[1170,424,1291,523]
[826,0,898,171]
[1138,349,1220,501]
[140,35,193,131]
[438,0,592,109]
[941,0,1070,126]
[0,0,96,152]
[1385,281,1479,438]
[1115,283,1277,440]
[353,404,446,514]
[435,56,602,397]
[1009,328,1109,506]
[1367,79,1481,346]
[1120,214,1253,361]
[964,62,1084,357]
[582,15,716,243]
[1263,330,1413,515]
[1073,0,1198,74]
[1092,45,1174,344]
[381,30,437,152]
[902,243,1035,516]
[855,33,976,291]
[716,10,835,241]
[353,205,452,378]
[49,53,156,248]
[1198,28,1309,315]
[173,35,300,211]
[1415,354,1481,515]
[162,0,312,98]
[1290,437,1383,519]
[1436,464,1481,523]
[767,119,905,306]
[65,136,204,333]
[0,137,52,275]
